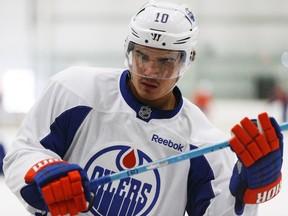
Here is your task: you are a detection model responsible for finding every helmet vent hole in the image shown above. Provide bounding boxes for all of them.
[162,43,166,46]
[145,40,149,43]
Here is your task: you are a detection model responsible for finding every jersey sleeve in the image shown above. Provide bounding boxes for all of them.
[3,68,91,214]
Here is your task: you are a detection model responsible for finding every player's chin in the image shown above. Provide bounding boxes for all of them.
[138,88,157,99]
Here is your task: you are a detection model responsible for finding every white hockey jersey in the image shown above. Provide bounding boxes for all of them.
[3,67,258,215]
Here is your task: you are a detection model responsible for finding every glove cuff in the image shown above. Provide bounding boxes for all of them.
[243,173,282,204]
[24,158,67,183]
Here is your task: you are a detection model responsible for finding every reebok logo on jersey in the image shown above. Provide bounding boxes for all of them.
[151,134,184,152]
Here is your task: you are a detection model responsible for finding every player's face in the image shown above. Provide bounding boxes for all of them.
[128,45,181,103]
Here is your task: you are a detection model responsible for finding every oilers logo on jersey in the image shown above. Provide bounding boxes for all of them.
[84,145,160,215]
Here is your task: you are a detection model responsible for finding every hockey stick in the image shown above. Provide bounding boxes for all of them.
[89,122,288,189]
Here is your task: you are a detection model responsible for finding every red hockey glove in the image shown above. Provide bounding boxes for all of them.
[229,112,283,215]
[20,159,92,216]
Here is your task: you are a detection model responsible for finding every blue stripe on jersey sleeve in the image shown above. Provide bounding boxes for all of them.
[40,105,92,158]
[185,145,215,216]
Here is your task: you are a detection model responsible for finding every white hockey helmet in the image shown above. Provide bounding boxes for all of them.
[125,0,199,79]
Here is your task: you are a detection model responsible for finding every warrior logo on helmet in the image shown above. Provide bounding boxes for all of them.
[151,33,162,41]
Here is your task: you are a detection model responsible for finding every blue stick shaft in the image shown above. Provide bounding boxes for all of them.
[89,122,288,189]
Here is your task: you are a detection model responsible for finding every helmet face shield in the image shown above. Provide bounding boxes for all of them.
[126,42,190,80]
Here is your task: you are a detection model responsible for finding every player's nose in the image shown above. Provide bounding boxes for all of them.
[143,61,160,78]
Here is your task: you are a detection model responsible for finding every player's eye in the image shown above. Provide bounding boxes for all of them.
[136,51,149,61]
[158,58,173,66]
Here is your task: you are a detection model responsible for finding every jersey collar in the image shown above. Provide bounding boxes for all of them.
[120,70,183,122]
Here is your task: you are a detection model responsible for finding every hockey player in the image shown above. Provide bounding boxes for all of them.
[3,1,283,215]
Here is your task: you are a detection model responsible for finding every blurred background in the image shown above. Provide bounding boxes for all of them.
[0,0,288,215]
